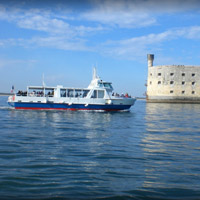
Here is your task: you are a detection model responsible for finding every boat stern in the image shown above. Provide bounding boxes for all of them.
[7,95,15,107]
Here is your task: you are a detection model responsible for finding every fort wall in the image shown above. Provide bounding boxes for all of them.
[146,54,200,103]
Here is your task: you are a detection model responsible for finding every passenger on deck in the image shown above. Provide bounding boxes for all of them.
[17,90,22,96]
[125,93,129,98]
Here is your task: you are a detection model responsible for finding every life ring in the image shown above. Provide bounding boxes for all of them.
[12,95,15,101]
[107,99,112,104]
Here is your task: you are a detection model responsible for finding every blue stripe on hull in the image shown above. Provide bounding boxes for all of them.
[12,102,132,111]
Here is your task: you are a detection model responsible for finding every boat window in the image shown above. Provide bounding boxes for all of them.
[83,90,89,98]
[45,89,54,97]
[98,90,104,98]
[28,88,44,97]
[60,89,66,97]
[103,83,113,89]
[99,82,104,87]
[75,90,82,98]
[67,89,74,97]
[91,90,97,98]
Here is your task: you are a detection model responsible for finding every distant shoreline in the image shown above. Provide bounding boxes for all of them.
[136,97,146,100]
[0,93,14,96]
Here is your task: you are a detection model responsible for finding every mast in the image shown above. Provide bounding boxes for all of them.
[93,67,97,80]
[42,73,45,87]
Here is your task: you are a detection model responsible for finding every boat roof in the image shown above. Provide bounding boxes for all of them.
[27,68,113,91]
[28,86,91,90]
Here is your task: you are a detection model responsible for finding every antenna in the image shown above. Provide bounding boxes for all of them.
[42,73,45,87]
[93,67,97,80]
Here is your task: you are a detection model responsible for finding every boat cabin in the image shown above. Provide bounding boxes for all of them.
[16,85,111,100]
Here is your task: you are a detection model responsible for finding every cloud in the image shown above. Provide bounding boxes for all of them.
[0,5,104,36]
[0,37,90,51]
[16,12,104,36]
[17,15,71,34]
[100,26,200,60]
[82,0,200,28]
[184,26,200,39]
[0,1,200,55]
[0,58,37,69]
[0,5,105,51]
[82,0,156,28]
[29,36,90,51]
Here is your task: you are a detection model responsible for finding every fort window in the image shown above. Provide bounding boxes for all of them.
[158,73,161,76]
[150,73,152,76]
[170,73,174,76]
[192,73,195,77]
[170,81,174,84]
[192,91,195,94]
[158,81,161,84]
[170,90,173,94]
[150,81,152,85]
[182,81,185,85]
[182,73,185,76]
[192,82,195,85]
[182,91,185,94]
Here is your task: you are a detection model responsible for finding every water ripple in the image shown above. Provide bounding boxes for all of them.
[0,97,200,199]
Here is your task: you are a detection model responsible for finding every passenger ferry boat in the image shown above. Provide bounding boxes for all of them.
[8,69,136,111]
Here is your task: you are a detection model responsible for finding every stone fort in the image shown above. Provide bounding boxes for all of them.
[146,54,200,103]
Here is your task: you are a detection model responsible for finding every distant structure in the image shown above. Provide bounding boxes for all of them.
[146,54,200,103]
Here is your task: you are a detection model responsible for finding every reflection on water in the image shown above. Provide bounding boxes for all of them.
[142,103,200,191]
[145,103,200,133]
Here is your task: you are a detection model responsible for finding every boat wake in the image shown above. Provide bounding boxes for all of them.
[78,109,130,113]
[0,106,14,110]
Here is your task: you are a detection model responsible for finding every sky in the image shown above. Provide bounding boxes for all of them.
[1,0,200,96]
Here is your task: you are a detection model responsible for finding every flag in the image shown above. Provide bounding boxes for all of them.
[11,85,14,93]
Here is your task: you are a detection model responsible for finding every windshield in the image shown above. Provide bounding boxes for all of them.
[103,83,113,89]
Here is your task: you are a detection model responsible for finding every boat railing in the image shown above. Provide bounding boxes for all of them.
[16,91,28,96]
[111,92,132,98]
[27,93,44,97]
[26,92,55,97]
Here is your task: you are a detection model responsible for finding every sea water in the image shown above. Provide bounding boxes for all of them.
[0,96,200,199]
